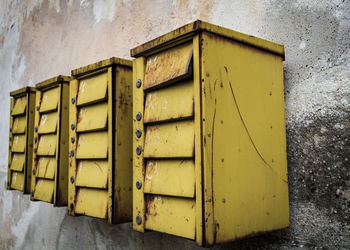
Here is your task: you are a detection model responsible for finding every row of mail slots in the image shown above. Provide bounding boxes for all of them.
[7,20,289,246]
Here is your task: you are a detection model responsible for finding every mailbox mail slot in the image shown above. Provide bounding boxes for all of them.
[8,87,36,193]
[131,20,289,246]
[69,57,133,224]
[30,76,71,206]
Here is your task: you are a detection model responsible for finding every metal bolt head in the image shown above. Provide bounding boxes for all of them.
[136,146,142,155]
[136,112,142,121]
[70,150,74,157]
[34,126,38,132]
[36,106,40,111]
[71,136,75,143]
[31,191,34,196]
[34,137,38,143]
[34,148,37,153]
[71,123,75,130]
[9,128,12,132]
[136,180,142,190]
[32,169,36,175]
[136,215,142,225]
[71,98,75,104]
[70,176,74,184]
[136,129,142,138]
[136,79,142,88]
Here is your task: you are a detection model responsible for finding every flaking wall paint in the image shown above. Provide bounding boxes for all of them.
[0,0,349,249]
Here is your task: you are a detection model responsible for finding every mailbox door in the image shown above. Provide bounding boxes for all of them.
[69,68,113,222]
[31,86,61,203]
[133,38,203,244]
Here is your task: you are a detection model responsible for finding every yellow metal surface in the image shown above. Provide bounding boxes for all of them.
[33,179,54,203]
[200,32,288,243]
[12,135,26,152]
[37,134,57,156]
[144,120,194,158]
[12,96,27,115]
[12,116,26,134]
[144,79,194,123]
[76,131,108,159]
[132,22,288,246]
[10,153,25,171]
[75,160,108,188]
[144,160,195,198]
[10,171,24,191]
[36,157,56,179]
[76,103,108,132]
[31,78,69,206]
[40,87,59,112]
[69,61,133,223]
[133,57,146,231]
[38,112,58,134]
[144,42,192,90]
[130,20,284,59]
[75,188,108,219]
[8,89,35,194]
[77,72,108,106]
[145,195,196,239]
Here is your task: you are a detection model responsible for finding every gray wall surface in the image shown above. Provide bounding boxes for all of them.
[0,0,349,249]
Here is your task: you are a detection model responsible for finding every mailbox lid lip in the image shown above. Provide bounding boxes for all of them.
[35,75,72,90]
[130,20,285,59]
[10,87,36,97]
[71,57,132,77]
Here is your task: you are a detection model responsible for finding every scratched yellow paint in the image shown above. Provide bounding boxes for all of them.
[144,159,195,198]
[145,195,196,239]
[33,179,54,202]
[132,21,288,246]
[36,157,56,179]
[10,171,25,191]
[75,160,108,188]
[144,79,194,123]
[12,116,26,134]
[76,103,108,132]
[10,153,25,171]
[77,72,108,106]
[144,120,194,158]
[38,112,58,134]
[75,188,108,219]
[40,87,59,112]
[12,135,26,152]
[11,96,27,115]
[144,42,193,90]
[76,131,108,159]
[37,134,57,156]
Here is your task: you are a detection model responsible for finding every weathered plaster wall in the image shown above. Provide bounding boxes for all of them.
[0,0,349,249]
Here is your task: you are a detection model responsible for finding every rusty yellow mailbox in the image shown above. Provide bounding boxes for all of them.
[8,87,36,193]
[30,76,71,206]
[132,20,289,246]
[68,57,133,223]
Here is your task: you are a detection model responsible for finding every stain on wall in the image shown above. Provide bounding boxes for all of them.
[0,0,349,249]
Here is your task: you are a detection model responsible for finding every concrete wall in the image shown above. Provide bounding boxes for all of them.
[0,0,349,249]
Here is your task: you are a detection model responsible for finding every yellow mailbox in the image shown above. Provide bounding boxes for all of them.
[69,57,133,223]
[131,20,289,246]
[30,76,71,206]
[8,87,36,194]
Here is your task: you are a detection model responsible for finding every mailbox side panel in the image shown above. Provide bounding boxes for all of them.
[56,83,69,206]
[201,32,289,244]
[7,98,14,190]
[113,66,133,223]
[25,91,36,194]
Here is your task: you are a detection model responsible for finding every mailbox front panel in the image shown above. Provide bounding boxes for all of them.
[133,39,203,242]
[31,79,70,206]
[69,69,112,220]
[8,90,36,194]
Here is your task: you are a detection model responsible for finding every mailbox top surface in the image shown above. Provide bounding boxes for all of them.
[130,20,285,59]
